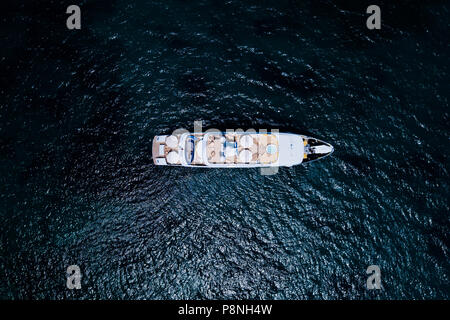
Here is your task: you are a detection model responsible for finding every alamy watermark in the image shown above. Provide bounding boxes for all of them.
[66,265,82,289]
[366,265,381,290]
[366,5,381,30]
[66,5,81,30]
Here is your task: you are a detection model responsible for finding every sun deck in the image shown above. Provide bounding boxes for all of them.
[205,132,279,165]
[151,134,183,165]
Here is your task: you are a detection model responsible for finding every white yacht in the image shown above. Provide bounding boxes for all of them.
[152,131,333,167]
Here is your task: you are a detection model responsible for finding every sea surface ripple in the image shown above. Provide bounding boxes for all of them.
[0,0,449,299]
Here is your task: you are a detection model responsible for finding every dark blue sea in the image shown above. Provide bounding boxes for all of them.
[0,0,449,299]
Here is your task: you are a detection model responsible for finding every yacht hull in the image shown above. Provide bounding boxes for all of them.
[152,132,333,168]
